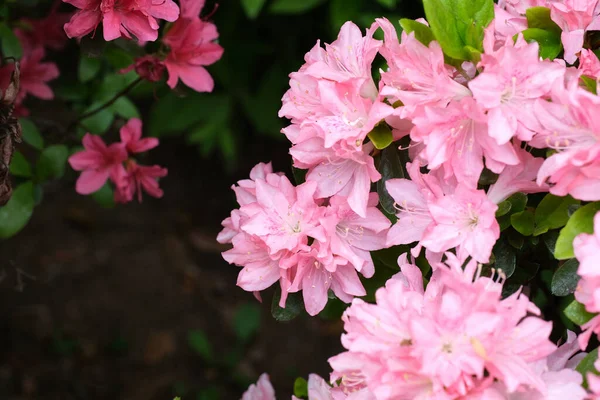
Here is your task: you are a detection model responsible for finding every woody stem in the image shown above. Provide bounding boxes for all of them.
[73,77,142,125]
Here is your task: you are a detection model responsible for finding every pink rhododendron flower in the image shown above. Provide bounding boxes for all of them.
[574,211,600,349]
[119,118,159,154]
[498,0,549,15]
[120,55,166,82]
[114,160,168,203]
[330,254,556,399]
[549,0,600,63]
[377,18,471,119]
[241,373,275,400]
[62,0,180,42]
[531,81,600,201]
[18,4,71,51]
[469,34,565,143]
[579,49,600,80]
[162,1,223,92]
[68,134,128,195]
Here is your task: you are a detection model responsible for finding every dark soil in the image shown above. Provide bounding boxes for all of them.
[0,137,344,400]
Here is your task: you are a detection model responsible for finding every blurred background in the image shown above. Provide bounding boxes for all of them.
[0,0,424,399]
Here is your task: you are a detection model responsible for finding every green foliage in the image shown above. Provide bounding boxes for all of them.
[400,18,435,46]
[492,238,516,278]
[78,54,102,83]
[534,194,579,236]
[241,0,267,19]
[495,201,512,217]
[564,299,596,326]
[233,303,261,343]
[0,21,22,58]
[188,330,213,362]
[551,259,580,296]
[577,348,600,388]
[270,0,326,14]
[271,287,304,321]
[19,118,44,150]
[0,181,34,238]
[422,0,494,60]
[511,210,535,236]
[555,202,600,259]
[525,7,561,33]
[10,151,32,178]
[293,377,309,399]
[91,183,116,209]
[368,124,394,150]
[377,145,405,215]
[36,145,69,182]
[521,28,563,59]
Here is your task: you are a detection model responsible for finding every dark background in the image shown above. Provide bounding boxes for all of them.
[0,0,424,399]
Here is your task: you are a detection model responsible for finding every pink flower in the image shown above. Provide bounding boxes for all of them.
[574,211,600,349]
[531,82,600,201]
[550,0,600,63]
[18,5,71,51]
[68,134,128,195]
[579,49,600,79]
[469,35,565,143]
[120,55,166,82]
[377,17,471,119]
[119,118,159,154]
[162,3,223,93]
[499,0,549,15]
[62,0,180,42]
[241,373,275,400]
[487,144,548,204]
[114,160,168,203]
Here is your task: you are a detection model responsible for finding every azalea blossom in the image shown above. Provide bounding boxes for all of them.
[62,0,180,42]
[68,134,128,195]
[114,160,168,203]
[120,55,166,83]
[17,5,71,50]
[241,373,275,400]
[119,118,159,154]
[549,0,600,64]
[162,0,223,92]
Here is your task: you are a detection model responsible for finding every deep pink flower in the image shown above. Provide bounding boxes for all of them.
[68,134,128,195]
[119,118,159,154]
[114,160,168,203]
[120,55,166,83]
[62,0,180,42]
[162,3,223,93]
[241,373,275,400]
[550,0,600,63]
[18,5,71,51]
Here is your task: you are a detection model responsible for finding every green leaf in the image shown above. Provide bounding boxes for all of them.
[0,22,22,58]
[10,151,32,178]
[521,28,562,60]
[399,19,435,46]
[241,0,267,19]
[422,0,494,60]
[525,7,561,33]
[495,200,512,217]
[271,287,304,322]
[19,118,44,150]
[377,0,398,8]
[36,145,69,182]
[368,124,394,150]
[78,55,102,83]
[377,145,405,215]
[507,192,527,213]
[534,194,579,236]
[511,210,535,236]
[564,299,596,326]
[104,46,135,69]
[80,102,114,134]
[270,0,326,14]
[292,167,307,185]
[555,202,600,259]
[330,0,363,32]
[0,181,34,238]
[110,97,140,119]
[372,245,410,270]
[577,348,599,388]
[91,182,115,209]
[293,377,308,399]
[187,330,213,362]
[493,238,516,278]
[551,259,580,296]
[233,303,261,343]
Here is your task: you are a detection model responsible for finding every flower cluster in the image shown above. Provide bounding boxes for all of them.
[68,118,167,203]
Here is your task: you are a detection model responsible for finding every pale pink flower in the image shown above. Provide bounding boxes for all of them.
[63,0,180,42]
[579,49,600,79]
[119,118,159,154]
[114,160,168,203]
[410,97,520,189]
[162,3,223,93]
[377,18,471,119]
[531,82,600,201]
[469,35,566,143]
[549,0,600,63]
[487,144,548,204]
[318,193,391,278]
[68,134,128,195]
[241,373,275,400]
[498,0,549,15]
[493,4,528,41]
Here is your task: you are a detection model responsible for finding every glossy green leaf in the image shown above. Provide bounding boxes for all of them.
[521,28,562,59]
[330,0,363,32]
[19,118,44,150]
[422,0,494,60]
[399,18,435,46]
[368,124,394,150]
[507,192,528,213]
[495,200,512,217]
[10,151,32,178]
[233,303,261,343]
[493,238,516,278]
[80,103,114,134]
[271,287,304,322]
[564,299,596,326]
[110,97,140,119]
[241,0,267,19]
[577,348,599,388]
[294,377,308,399]
[551,258,580,296]
[534,194,579,236]
[0,22,22,58]
[187,330,213,362]
[377,0,398,8]
[0,181,34,238]
[525,7,561,33]
[78,55,102,83]
[555,202,600,259]
[270,0,326,14]
[511,210,535,236]
[377,145,405,215]
[36,145,69,181]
